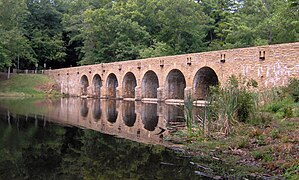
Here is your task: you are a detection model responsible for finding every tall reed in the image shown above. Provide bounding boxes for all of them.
[207,75,257,135]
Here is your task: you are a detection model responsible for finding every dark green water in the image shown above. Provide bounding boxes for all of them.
[0,98,215,180]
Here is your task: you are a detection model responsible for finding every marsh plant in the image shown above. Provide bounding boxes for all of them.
[182,75,258,138]
[207,75,258,135]
[183,94,210,138]
[183,75,298,139]
[184,94,194,134]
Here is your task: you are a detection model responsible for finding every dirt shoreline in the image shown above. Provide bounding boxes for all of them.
[167,117,299,179]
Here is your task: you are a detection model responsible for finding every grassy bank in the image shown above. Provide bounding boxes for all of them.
[0,74,59,97]
[170,76,299,179]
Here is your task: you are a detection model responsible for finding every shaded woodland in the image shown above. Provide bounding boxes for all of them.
[0,0,298,70]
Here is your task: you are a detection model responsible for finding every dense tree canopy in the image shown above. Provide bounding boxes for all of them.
[0,0,298,70]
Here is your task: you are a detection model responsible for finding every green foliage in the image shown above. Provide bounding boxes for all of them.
[208,75,257,135]
[263,98,296,119]
[283,164,299,180]
[283,78,299,102]
[184,94,194,134]
[139,40,174,58]
[26,0,66,66]
[270,129,279,139]
[1,0,298,67]
[79,7,150,64]
[257,135,266,146]
[252,148,273,162]
[213,0,299,50]
[0,0,36,70]
[237,136,250,149]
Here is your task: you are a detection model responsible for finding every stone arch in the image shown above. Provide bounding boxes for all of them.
[122,101,136,127]
[193,66,219,100]
[122,72,137,98]
[141,70,159,98]
[106,73,118,98]
[80,75,89,96]
[165,69,186,99]
[92,74,102,97]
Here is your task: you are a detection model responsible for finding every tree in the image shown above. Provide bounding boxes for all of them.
[225,0,298,48]
[25,0,66,69]
[0,0,35,71]
[144,0,209,54]
[80,7,150,64]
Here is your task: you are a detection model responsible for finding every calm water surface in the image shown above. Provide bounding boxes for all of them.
[0,98,217,179]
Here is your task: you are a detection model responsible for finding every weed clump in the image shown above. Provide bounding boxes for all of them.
[207,75,258,135]
[182,75,298,140]
[282,78,299,102]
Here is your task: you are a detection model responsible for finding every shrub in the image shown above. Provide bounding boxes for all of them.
[270,129,279,139]
[263,98,295,119]
[283,164,299,179]
[283,78,299,102]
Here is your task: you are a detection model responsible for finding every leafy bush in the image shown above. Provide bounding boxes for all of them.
[263,98,295,118]
[270,129,279,139]
[283,78,299,102]
[283,164,299,179]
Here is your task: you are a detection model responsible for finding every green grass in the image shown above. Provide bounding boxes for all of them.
[0,74,56,97]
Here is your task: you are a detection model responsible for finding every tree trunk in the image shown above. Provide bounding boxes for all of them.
[7,66,10,79]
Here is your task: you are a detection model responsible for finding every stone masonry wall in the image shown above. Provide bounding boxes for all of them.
[45,42,299,101]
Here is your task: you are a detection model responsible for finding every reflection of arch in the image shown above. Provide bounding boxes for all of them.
[193,67,219,100]
[107,100,118,123]
[80,99,89,117]
[92,99,102,121]
[122,101,136,127]
[141,103,158,131]
[165,104,184,122]
[165,69,186,99]
[92,74,102,97]
[80,75,89,96]
[106,73,118,98]
[142,71,159,98]
[122,72,137,98]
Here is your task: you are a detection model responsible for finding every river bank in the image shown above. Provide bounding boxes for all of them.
[167,116,299,179]
[0,74,60,97]
[167,77,299,179]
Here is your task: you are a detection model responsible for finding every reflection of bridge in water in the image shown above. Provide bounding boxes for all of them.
[2,98,200,145]
[52,98,189,145]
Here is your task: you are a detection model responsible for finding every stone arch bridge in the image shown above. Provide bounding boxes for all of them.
[46,42,299,103]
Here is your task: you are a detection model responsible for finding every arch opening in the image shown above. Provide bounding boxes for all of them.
[92,74,102,97]
[122,72,137,98]
[141,71,159,98]
[106,73,118,98]
[80,75,89,96]
[122,101,136,127]
[165,69,186,99]
[193,67,219,100]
